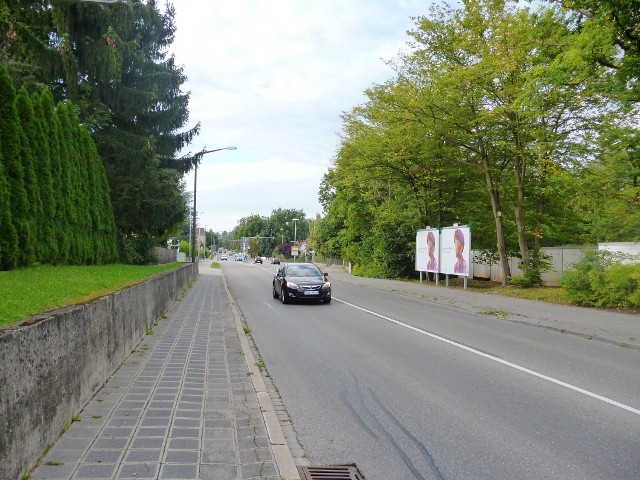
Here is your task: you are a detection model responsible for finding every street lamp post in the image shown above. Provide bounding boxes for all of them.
[292,218,299,263]
[191,146,237,263]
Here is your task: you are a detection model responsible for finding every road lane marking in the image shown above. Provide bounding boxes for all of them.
[335,298,640,416]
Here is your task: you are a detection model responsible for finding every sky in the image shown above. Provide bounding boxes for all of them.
[170,0,429,233]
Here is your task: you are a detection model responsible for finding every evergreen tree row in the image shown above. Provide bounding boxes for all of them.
[0,66,118,270]
[1,1,198,263]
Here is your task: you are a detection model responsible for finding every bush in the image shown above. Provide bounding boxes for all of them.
[560,250,640,309]
[118,234,158,265]
[510,252,551,288]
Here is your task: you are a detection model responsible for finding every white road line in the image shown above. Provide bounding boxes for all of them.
[335,298,640,416]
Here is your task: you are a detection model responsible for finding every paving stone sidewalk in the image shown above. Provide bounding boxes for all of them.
[30,263,296,480]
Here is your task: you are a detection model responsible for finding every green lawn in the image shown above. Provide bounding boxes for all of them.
[0,263,184,328]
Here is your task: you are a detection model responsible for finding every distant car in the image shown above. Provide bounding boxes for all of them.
[219,254,228,260]
[235,254,243,261]
[272,262,331,304]
[254,257,263,264]
[271,258,280,264]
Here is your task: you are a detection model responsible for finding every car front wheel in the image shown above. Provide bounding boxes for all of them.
[280,285,289,304]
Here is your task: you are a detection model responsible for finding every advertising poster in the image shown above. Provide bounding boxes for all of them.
[415,229,428,271]
[440,226,470,276]
[415,228,440,273]
[425,229,439,272]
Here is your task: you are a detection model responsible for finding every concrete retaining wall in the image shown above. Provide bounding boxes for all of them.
[0,263,198,480]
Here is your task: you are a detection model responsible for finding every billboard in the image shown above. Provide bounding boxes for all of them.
[415,229,439,273]
[416,225,470,277]
[440,226,470,276]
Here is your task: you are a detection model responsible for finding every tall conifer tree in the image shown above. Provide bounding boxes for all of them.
[40,89,69,263]
[0,146,19,270]
[15,88,41,264]
[0,66,31,266]
[31,90,58,262]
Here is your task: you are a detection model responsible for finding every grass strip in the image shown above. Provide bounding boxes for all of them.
[0,263,183,327]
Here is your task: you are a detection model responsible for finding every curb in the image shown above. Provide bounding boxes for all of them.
[221,271,300,480]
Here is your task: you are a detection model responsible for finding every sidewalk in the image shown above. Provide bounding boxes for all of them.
[30,262,298,480]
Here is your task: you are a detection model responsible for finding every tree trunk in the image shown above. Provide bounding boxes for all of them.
[480,149,511,285]
[512,118,530,267]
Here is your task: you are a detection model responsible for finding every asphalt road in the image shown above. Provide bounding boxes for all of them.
[221,259,640,480]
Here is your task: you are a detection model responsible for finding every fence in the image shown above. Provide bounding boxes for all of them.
[153,246,177,264]
[470,247,593,286]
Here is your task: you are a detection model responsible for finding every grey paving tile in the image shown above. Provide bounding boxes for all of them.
[199,463,238,480]
[145,408,173,418]
[238,447,274,463]
[238,436,270,449]
[130,436,165,449]
[40,447,85,464]
[237,425,267,438]
[202,437,235,453]
[167,437,200,450]
[30,462,77,479]
[201,449,236,464]
[240,461,279,479]
[159,463,198,479]
[84,449,124,463]
[203,427,234,440]
[107,416,139,428]
[164,449,199,464]
[75,462,118,479]
[174,409,201,419]
[140,416,171,427]
[204,409,233,420]
[64,424,102,438]
[169,427,200,438]
[172,417,200,428]
[124,448,163,462]
[152,393,178,401]
[80,404,114,416]
[114,403,146,414]
[204,418,233,429]
[93,436,130,449]
[177,400,202,411]
[101,425,136,437]
[52,437,93,450]
[136,426,169,437]
[148,400,175,409]
[117,462,159,479]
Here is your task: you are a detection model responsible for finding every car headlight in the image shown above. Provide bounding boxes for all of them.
[322,282,331,290]
[286,281,299,289]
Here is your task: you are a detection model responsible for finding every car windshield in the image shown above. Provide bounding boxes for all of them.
[287,265,322,277]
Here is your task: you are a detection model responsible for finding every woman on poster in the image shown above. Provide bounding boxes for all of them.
[426,231,438,271]
[453,228,467,274]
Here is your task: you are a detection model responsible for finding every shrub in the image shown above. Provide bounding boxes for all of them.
[560,250,640,309]
[510,251,551,288]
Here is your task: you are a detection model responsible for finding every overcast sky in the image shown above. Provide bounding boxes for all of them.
[170,0,428,232]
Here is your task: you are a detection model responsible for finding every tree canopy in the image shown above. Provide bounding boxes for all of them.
[0,0,200,262]
[317,0,640,281]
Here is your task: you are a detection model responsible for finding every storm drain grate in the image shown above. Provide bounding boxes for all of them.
[298,464,365,480]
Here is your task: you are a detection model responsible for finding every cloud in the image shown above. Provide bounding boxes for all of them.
[170,0,425,231]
